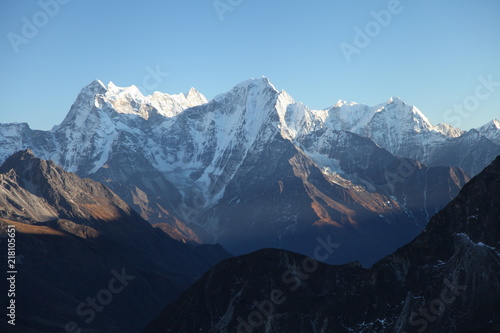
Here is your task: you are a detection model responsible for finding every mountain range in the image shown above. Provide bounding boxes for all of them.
[0,77,498,333]
[0,77,498,266]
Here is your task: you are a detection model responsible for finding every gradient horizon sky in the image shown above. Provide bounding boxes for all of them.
[1,0,499,131]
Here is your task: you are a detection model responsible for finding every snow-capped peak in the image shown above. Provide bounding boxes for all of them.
[320,96,448,160]
[383,97,432,128]
[81,79,107,96]
[59,79,108,126]
[435,123,464,138]
[90,79,106,89]
[333,100,358,108]
[476,119,500,132]
[483,119,500,130]
[73,80,209,120]
[183,87,208,107]
[212,77,279,107]
[388,96,403,104]
[476,119,500,145]
[380,99,435,136]
[231,76,277,93]
[106,81,144,101]
[185,87,199,98]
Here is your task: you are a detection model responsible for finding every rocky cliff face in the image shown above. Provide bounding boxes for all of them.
[0,150,230,333]
[144,155,500,333]
[201,130,469,265]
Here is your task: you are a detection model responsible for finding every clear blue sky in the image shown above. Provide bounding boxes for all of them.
[1,0,499,130]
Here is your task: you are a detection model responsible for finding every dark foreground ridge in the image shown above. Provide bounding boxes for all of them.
[145,156,500,333]
[0,149,230,333]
